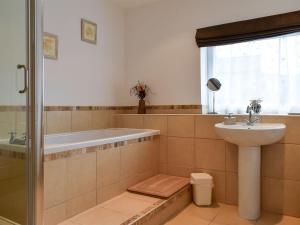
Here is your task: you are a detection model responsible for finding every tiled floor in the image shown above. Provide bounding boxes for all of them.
[165,203,300,225]
[58,192,160,225]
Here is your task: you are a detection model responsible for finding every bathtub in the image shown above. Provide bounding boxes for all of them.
[44,128,160,154]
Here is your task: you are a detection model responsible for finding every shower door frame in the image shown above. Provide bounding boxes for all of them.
[27,0,44,225]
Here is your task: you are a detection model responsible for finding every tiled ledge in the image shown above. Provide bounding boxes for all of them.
[125,185,192,225]
[58,185,192,225]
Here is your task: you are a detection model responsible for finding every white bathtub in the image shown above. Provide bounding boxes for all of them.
[44,128,160,154]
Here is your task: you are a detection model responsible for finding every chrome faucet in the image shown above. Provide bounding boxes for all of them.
[8,132,27,145]
[245,100,262,126]
[9,132,17,144]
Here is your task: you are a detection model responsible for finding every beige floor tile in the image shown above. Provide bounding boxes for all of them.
[183,203,223,221]
[257,212,300,225]
[57,220,80,225]
[100,193,153,216]
[70,206,129,225]
[212,204,256,225]
[165,215,210,225]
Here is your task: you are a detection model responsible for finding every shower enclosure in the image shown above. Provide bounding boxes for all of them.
[0,0,43,225]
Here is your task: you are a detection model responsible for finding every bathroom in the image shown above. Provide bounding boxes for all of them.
[1,0,300,224]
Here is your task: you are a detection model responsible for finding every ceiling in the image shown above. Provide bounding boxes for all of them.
[111,0,162,8]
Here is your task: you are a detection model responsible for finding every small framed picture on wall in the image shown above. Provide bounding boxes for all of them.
[43,32,58,60]
[81,19,97,44]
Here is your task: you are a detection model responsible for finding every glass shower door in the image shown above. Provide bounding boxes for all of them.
[0,0,29,224]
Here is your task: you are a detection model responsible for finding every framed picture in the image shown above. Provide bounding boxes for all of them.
[43,32,58,60]
[81,19,97,44]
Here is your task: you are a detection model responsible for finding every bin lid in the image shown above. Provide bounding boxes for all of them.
[191,173,213,185]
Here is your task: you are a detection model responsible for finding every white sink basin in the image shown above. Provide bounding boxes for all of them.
[215,122,286,146]
[214,122,286,220]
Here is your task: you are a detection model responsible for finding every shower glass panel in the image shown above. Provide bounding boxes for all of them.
[0,0,28,224]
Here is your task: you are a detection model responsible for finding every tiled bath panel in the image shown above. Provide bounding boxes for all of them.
[113,114,300,218]
[44,138,159,225]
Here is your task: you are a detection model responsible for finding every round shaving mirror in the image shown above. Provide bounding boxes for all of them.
[207,78,221,91]
[207,78,221,114]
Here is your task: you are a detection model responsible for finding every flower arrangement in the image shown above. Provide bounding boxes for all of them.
[130,81,151,100]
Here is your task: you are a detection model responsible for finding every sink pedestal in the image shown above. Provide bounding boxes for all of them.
[238,146,261,220]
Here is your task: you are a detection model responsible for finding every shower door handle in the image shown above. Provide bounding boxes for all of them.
[17,64,28,94]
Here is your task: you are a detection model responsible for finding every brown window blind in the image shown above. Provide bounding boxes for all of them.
[195,10,300,47]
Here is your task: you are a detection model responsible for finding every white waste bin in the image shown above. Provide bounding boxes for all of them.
[190,173,213,206]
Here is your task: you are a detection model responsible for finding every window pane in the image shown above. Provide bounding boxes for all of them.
[202,32,300,114]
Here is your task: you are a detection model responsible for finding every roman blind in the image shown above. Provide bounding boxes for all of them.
[196,10,300,47]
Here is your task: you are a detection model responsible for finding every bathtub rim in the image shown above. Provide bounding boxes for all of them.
[44,128,160,154]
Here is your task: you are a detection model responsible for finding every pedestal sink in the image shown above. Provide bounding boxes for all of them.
[215,122,286,220]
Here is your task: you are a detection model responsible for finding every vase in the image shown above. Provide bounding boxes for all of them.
[138,99,146,114]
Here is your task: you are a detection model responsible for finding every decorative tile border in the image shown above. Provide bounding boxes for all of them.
[44,135,158,161]
[0,105,27,112]
[0,148,26,160]
[0,105,201,112]
[44,105,201,111]
[121,185,192,225]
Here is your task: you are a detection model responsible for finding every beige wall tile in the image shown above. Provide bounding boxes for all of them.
[261,116,300,144]
[71,111,92,132]
[46,111,71,134]
[15,111,26,136]
[0,112,15,139]
[143,115,167,135]
[120,175,140,192]
[159,163,168,174]
[66,191,96,218]
[195,169,226,203]
[195,116,224,139]
[44,204,66,225]
[0,176,26,224]
[262,144,300,181]
[97,182,121,204]
[225,143,238,173]
[137,142,153,174]
[167,116,195,137]
[195,139,226,171]
[114,115,143,128]
[97,148,120,188]
[167,165,194,178]
[91,110,112,129]
[262,178,300,217]
[226,172,238,205]
[168,137,194,168]
[66,152,97,200]
[44,159,67,209]
[159,136,168,164]
[120,145,138,181]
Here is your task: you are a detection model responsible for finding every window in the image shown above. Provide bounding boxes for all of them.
[201,32,300,115]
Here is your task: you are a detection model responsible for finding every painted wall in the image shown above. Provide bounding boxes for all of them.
[125,0,300,106]
[44,0,127,106]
